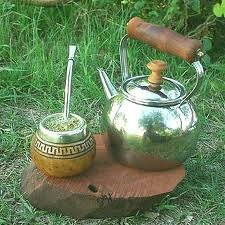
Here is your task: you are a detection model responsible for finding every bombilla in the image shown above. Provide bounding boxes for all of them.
[63,45,77,120]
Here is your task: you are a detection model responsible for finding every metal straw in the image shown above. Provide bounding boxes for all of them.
[63,45,77,120]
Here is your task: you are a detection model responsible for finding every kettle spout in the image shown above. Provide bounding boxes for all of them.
[98,69,118,100]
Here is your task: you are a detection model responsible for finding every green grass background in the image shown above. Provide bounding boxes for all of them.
[0,1,225,224]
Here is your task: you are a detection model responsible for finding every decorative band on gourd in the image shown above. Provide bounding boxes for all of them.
[32,132,95,160]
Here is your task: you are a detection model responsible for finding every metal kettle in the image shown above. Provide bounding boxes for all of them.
[98,17,204,171]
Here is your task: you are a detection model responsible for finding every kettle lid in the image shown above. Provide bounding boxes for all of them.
[122,60,186,107]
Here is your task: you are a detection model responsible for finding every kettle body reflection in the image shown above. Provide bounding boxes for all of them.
[101,92,199,171]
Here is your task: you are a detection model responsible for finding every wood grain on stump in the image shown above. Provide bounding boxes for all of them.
[21,134,185,219]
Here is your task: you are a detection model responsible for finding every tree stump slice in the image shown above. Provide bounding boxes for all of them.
[21,134,185,219]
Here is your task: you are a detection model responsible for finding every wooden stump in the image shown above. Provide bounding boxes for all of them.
[21,134,185,219]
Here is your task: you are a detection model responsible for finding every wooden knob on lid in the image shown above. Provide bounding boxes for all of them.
[147,60,167,91]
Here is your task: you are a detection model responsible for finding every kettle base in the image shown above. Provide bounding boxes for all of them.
[109,145,181,171]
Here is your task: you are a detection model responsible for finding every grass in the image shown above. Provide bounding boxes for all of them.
[0,1,225,224]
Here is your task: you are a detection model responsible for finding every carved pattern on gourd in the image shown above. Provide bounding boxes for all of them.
[33,133,95,159]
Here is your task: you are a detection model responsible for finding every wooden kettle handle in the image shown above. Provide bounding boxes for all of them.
[127,17,201,63]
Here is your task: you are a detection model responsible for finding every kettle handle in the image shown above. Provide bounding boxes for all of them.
[127,17,201,63]
[120,18,205,104]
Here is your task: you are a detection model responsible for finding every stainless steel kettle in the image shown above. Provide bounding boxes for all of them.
[98,17,204,171]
